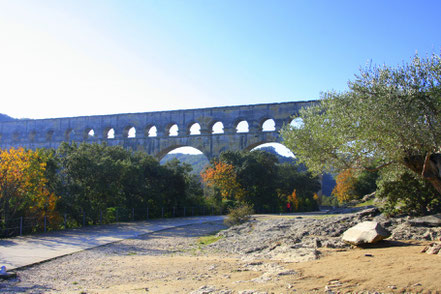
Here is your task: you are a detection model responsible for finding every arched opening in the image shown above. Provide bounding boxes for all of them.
[236,120,249,133]
[85,128,95,140]
[290,117,304,129]
[212,121,224,134]
[189,123,201,135]
[123,126,136,138]
[147,126,157,137]
[46,130,54,142]
[106,128,115,139]
[124,126,136,138]
[128,127,136,138]
[159,146,209,175]
[29,130,36,142]
[261,119,276,132]
[250,142,295,160]
[168,124,179,136]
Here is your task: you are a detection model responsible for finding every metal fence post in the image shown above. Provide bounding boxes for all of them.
[64,213,67,229]
[44,216,47,233]
[20,217,23,236]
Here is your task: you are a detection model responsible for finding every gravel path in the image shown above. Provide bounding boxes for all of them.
[1,208,441,293]
[0,221,228,294]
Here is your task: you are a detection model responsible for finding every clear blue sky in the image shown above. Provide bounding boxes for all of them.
[1,0,440,119]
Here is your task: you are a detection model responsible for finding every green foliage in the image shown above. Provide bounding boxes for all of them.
[377,170,441,216]
[198,234,223,246]
[203,150,320,212]
[281,53,441,213]
[276,162,320,211]
[332,168,378,203]
[354,198,375,207]
[353,170,379,198]
[224,203,254,227]
[320,195,340,207]
[55,142,206,225]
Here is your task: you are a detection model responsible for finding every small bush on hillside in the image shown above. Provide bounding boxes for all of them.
[224,204,254,227]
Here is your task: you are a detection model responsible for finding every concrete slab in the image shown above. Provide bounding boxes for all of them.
[0,216,224,270]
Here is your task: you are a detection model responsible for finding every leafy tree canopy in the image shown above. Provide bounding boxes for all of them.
[281,53,441,195]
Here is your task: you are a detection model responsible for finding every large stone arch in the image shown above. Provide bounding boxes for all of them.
[0,101,317,158]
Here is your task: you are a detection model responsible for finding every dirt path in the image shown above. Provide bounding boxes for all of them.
[1,220,440,293]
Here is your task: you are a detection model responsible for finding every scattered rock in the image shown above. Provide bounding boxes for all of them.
[342,221,391,246]
[251,273,273,283]
[421,242,441,254]
[408,214,441,227]
[388,285,397,289]
[276,269,296,276]
[190,285,216,294]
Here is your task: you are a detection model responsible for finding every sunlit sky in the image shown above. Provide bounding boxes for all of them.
[1,0,440,121]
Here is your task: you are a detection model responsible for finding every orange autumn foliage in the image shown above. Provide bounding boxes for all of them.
[313,192,320,205]
[201,161,245,201]
[287,189,299,211]
[332,168,357,203]
[0,147,60,225]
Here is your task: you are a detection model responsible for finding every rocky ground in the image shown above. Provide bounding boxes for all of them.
[1,208,441,293]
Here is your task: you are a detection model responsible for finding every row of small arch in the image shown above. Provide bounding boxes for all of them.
[2,119,279,143]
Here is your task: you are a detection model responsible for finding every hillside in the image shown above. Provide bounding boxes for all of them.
[0,113,15,122]
[160,153,209,175]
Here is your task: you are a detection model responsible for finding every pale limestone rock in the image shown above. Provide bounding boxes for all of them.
[342,221,390,245]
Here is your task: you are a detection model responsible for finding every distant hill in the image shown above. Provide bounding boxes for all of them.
[0,113,15,122]
[255,146,297,164]
[160,153,210,175]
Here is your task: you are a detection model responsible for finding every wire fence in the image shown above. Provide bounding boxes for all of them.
[0,205,225,239]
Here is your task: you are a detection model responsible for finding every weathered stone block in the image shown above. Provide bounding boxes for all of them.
[342,221,390,246]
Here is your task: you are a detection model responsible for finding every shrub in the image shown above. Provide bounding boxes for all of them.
[224,203,254,227]
[377,171,441,216]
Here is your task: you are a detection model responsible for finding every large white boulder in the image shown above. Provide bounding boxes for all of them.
[342,221,390,246]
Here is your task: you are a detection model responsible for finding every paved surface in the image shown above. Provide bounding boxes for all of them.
[0,216,224,271]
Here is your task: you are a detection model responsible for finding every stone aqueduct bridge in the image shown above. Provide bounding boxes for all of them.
[0,101,314,160]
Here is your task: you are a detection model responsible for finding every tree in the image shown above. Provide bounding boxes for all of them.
[0,147,59,228]
[218,150,279,210]
[288,189,299,211]
[203,150,320,212]
[281,53,441,197]
[201,161,245,201]
[332,168,357,203]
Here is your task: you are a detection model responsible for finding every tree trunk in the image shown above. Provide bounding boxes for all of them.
[404,153,441,195]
